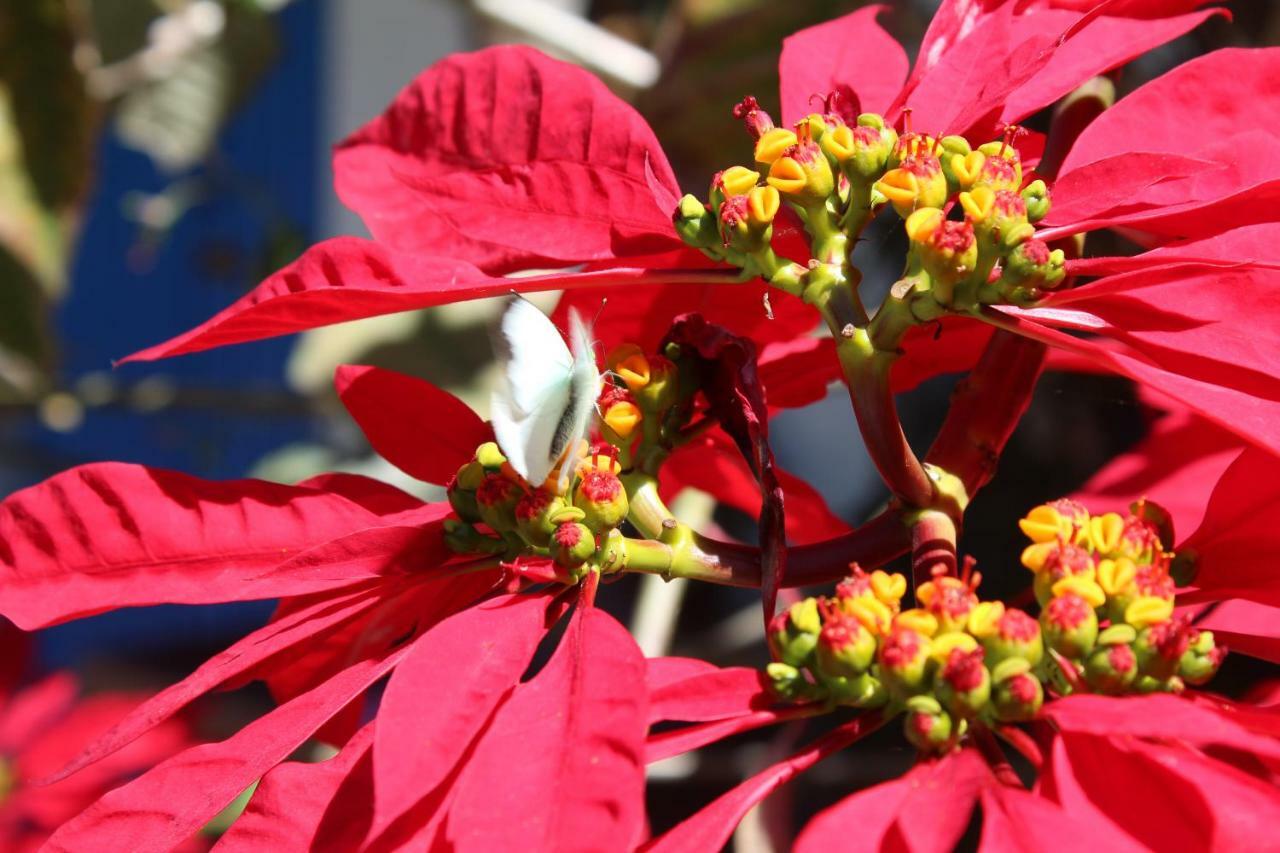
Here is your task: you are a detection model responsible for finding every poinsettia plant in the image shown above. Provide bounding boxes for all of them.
[2,0,1279,849]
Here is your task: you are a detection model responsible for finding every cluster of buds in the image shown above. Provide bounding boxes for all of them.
[1020,500,1225,696]
[444,339,699,581]
[444,440,630,578]
[767,501,1225,756]
[673,97,1067,313]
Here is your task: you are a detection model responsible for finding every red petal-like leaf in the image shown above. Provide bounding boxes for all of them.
[214,723,375,851]
[647,666,769,725]
[295,472,425,515]
[978,783,1144,853]
[334,45,679,273]
[44,584,383,785]
[663,434,849,545]
[1047,48,1280,240]
[1180,447,1280,606]
[988,292,1280,462]
[43,642,414,852]
[1048,694,1280,761]
[796,748,987,853]
[645,706,816,765]
[552,271,816,356]
[1073,406,1241,536]
[0,673,77,755]
[121,237,721,363]
[0,463,411,628]
[645,656,720,691]
[443,607,648,852]
[1194,599,1280,664]
[336,365,491,485]
[758,337,836,409]
[663,315,786,623]
[1069,223,1280,278]
[648,714,883,853]
[779,6,908,124]
[370,593,551,839]
[1044,733,1280,850]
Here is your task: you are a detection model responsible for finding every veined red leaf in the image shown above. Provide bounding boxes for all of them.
[0,673,77,754]
[779,6,908,124]
[1073,407,1241,536]
[1045,733,1280,850]
[43,642,414,852]
[443,607,648,852]
[0,463,404,628]
[647,714,883,852]
[551,272,815,356]
[795,748,987,853]
[214,723,375,851]
[978,783,1144,853]
[121,238,724,364]
[644,656,720,692]
[334,45,680,273]
[294,472,425,516]
[369,593,551,840]
[44,584,384,785]
[1068,223,1280,278]
[1194,599,1280,664]
[647,666,769,725]
[1047,694,1280,761]
[1179,448,1280,607]
[645,706,817,765]
[986,303,1280,463]
[336,364,491,485]
[758,336,836,410]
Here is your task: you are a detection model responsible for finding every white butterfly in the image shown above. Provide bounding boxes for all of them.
[489,295,602,493]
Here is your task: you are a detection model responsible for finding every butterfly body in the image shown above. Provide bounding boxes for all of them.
[490,296,601,493]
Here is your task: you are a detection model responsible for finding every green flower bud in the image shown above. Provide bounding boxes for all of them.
[825,671,888,709]
[1179,630,1226,686]
[934,646,991,719]
[572,469,629,533]
[514,488,567,548]
[768,599,822,668]
[1084,640,1138,694]
[904,695,958,754]
[550,520,596,569]
[815,612,877,679]
[1133,617,1195,681]
[1003,235,1064,295]
[878,627,932,700]
[1040,593,1098,659]
[974,606,1044,668]
[635,355,680,413]
[448,461,484,523]
[443,519,498,555]
[674,194,719,249]
[975,141,1023,192]
[1021,179,1050,223]
[475,473,522,534]
[766,662,821,702]
[991,670,1044,722]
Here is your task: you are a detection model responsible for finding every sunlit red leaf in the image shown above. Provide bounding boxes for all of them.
[336,365,491,485]
[43,644,413,852]
[370,593,551,839]
[442,607,648,852]
[649,714,883,852]
[334,45,680,273]
[779,6,908,124]
[0,463,432,628]
[122,238,721,363]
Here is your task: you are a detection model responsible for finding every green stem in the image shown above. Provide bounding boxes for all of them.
[621,472,911,588]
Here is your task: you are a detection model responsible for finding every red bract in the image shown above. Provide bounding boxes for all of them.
[0,645,196,853]
[6,0,1280,847]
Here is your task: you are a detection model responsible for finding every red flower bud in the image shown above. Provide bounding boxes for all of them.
[572,469,629,533]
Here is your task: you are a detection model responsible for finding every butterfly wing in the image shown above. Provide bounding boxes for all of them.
[490,296,598,489]
[552,308,603,492]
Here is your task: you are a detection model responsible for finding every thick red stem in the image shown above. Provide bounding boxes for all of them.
[910,509,958,589]
[926,331,1047,496]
